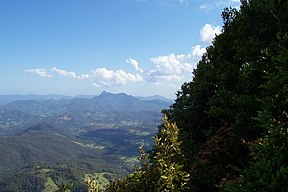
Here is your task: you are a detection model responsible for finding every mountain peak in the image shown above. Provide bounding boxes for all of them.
[98,91,129,98]
[99,91,110,97]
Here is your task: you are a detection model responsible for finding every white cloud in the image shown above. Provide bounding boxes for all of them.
[89,67,143,87]
[25,68,52,78]
[78,74,89,80]
[191,45,207,56]
[27,65,143,88]
[147,45,206,82]
[25,30,208,91]
[126,58,143,72]
[51,67,77,79]
[200,24,222,44]
[150,54,186,75]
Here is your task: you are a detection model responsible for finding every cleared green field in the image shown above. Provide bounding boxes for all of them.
[42,177,59,192]
[84,172,113,191]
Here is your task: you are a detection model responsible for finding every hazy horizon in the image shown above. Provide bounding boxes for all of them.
[0,91,174,99]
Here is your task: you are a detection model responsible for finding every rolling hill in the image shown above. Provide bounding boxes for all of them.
[0,91,171,191]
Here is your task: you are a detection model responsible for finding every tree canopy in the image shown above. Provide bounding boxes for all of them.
[105,0,288,191]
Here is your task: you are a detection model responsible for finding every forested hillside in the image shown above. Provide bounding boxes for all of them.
[0,93,171,191]
[105,0,288,191]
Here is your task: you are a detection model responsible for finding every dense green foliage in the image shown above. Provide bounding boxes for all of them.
[220,37,288,192]
[108,0,288,191]
[105,116,189,192]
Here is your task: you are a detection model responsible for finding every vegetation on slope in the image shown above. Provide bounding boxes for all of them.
[0,93,170,191]
[105,116,189,192]
[105,0,288,191]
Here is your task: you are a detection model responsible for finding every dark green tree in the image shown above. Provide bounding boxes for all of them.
[105,0,288,191]
[220,37,288,192]
[163,0,288,190]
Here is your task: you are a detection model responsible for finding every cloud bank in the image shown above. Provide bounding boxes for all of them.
[26,66,143,88]
[200,24,222,44]
[25,68,52,78]
[147,45,206,83]
[51,67,77,79]
[126,58,143,73]
[87,68,143,87]
[25,23,219,91]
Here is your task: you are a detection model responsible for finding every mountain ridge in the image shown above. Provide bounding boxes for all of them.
[0,91,173,106]
[0,91,171,190]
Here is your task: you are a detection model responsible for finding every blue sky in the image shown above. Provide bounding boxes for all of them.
[0,0,240,99]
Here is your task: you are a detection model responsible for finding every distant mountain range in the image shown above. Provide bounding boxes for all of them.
[0,94,74,105]
[0,92,174,106]
[0,91,172,117]
[0,91,173,190]
[135,95,174,102]
[0,91,173,135]
[0,97,174,190]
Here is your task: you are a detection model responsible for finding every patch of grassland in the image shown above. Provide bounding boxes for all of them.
[128,129,151,136]
[42,177,58,192]
[72,140,105,150]
[84,172,113,191]
[39,168,53,173]
[121,156,139,166]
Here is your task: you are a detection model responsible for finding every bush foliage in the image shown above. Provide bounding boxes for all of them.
[107,0,288,191]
